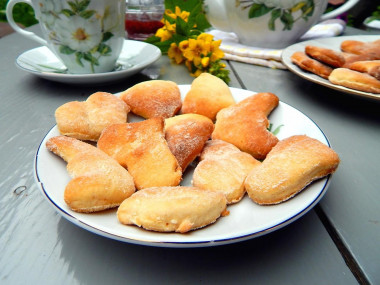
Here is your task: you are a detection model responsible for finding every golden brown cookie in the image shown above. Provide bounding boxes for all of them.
[341,52,376,68]
[97,117,182,190]
[120,80,182,119]
[193,140,261,204]
[245,135,340,205]
[328,68,380,94]
[291,51,333,79]
[305,45,345,68]
[46,136,135,213]
[212,92,279,160]
[117,186,228,233]
[340,40,367,54]
[348,60,380,80]
[341,40,380,60]
[55,92,130,141]
[165,114,214,171]
[181,73,235,121]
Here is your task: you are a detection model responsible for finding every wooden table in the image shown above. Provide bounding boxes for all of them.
[1,25,379,284]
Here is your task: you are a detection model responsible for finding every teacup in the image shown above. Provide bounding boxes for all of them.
[204,0,359,48]
[6,0,126,74]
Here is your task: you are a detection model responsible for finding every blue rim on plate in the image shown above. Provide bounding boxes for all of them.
[16,40,161,85]
[33,86,333,248]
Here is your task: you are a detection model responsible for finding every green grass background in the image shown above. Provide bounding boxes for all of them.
[0,0,38,27]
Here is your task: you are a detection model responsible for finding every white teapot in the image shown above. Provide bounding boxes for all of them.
[204,0,359,48]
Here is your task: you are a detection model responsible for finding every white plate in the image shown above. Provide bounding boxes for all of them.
[34,85,332,248]
[282,35,380,101]
[364,19,380,30]
[16,40,161,85]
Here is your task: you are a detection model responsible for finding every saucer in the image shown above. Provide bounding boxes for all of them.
[15,40,161,85]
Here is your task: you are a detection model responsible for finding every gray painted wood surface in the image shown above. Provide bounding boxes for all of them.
[0,25,376,284]
[230,28,380,284]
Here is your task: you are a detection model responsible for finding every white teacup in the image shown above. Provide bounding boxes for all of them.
[7,0,126,74]
[204,0,359,48]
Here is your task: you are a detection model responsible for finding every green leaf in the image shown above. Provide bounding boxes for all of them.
[83,52,92,60]
[175,16,189,36]
[187,60,197,73]
[59,45,76,55]
[172,33,188,45]
[302,6,314,20]
[188,1,202,19]
[302,0,314,17]
[209,60,230,84]
[164,0,176,11]
[187,13,197,29]
[366,15,380,23]
[78,0,91,12]
[83,52,99,66]
[102,32,113,42]
[75,52,84,67]
[80,10,96,19]
[248,4,273,18]
[62,9,75,17]
[150,40,172,54]
[194,14,211,32]
[280,11,294,30]
[97,43,112,55]
[272,124,284,136]
[188,29,202,37]
[163,13,176,24]
[92,57,99,66]
[0,2,38,27]
[145,35,162,44]
[268,9,281,31]
[67,1,78,13]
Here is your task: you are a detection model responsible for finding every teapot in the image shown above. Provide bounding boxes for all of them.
[204,0,359,48]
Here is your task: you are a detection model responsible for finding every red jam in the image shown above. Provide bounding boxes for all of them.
[125,19,164,35]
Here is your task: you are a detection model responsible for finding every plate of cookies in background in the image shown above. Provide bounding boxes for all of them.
[282,35,380,101]
[34,74,340,247]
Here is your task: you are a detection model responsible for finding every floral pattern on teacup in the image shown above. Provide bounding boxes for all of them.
[36,0,122,73]
[236,0,315,31]
[35,0,63,28]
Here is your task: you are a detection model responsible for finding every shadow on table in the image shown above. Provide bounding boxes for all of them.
[288,78,380,120]
[55,208,356,284]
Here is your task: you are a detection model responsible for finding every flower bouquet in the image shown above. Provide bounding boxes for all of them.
[145,0,230,84]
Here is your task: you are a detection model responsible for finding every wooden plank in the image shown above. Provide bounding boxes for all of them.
[229,27,380,283]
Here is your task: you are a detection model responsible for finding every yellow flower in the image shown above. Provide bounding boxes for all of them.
[148,6,229,83]
[165,9,176,20]
[155,28,172,42]
[197,33,214,42]
[179,40,189,52]
[183,38,209,66]
[168,43,184,64]
[165,21,176,33]
[175,6,190,22]
[201,57,210,68]
[210,39,224,61]
[165,7,190,22]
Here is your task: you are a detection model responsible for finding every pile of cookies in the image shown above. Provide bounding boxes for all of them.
[291,39,380,94]
[46,73,340,234]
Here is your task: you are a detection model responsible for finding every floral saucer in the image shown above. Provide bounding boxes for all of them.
[15,40,161,85]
